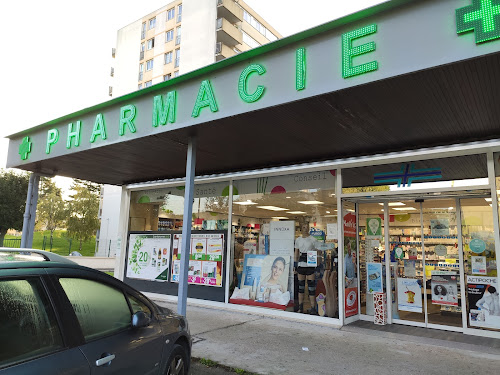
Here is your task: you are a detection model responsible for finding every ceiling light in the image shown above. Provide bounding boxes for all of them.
[326,211,330,213]
[297,201,324,205]
[288,211,307,214]
[257,206,289,211]
[448,207,454,210]
[324,214,337,217]
[347,209,355,212]
[286,196,291,199]
[272,216,289,220]
[485,198,492,202]
[378,202,405,206]
[393,207,417,211]
[234,200,257,205]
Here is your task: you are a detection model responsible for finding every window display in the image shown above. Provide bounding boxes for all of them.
[229,170,339,318]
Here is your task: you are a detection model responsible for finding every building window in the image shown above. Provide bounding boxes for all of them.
[148,17,156,30]
[174,71,179,77]
[166,29,174,42]
[145,80,152,87]
[167,8,175,21]
[174,49,180,68]
[141,22,146,39]
[164,51,173,64]
[242,31,260,49]
[243,10,277,42]
[138,83,143,90]
[177,4,182,22]
[164,74,171,81]
[147,38,155,50]
[176,26,181,45]
[140,42,145,60]
[146,59,153,71]
[138,63,144,81]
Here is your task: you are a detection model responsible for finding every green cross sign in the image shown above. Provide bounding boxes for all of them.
[456,0,500,43]
[19,136,32,160]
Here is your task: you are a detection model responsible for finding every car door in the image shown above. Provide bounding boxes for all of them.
[0,275,90,375]
[56,275,164,375]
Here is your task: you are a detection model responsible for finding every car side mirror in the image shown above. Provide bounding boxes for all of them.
[132,311,151,328]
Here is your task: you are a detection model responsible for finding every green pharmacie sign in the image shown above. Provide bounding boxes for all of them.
[8,0,500,166]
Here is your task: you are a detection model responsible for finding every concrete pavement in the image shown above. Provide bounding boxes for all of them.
[154,300,500,375]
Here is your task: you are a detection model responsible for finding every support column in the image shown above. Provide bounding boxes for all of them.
[178,137,197,316]
[21,173,40,249]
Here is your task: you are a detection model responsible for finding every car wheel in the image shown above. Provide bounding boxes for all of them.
[166,344,188,375]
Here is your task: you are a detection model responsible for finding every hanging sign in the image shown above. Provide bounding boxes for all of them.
[469,239,486,254]
[394,247,404,259]
[434,244,447,257]
[366,217,382,237]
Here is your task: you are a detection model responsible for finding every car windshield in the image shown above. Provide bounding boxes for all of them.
[0,251,47,263]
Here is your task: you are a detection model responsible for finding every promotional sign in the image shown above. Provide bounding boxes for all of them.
[469,239,486,254]
[394,247,404,259]
[127,234,171,281]
[345,287,359,317]
[430,219,450,236]
[366,217,382,237]
[397,278,422,313]
[467,276,500,329]
[431,271,458,306]
[367,263,383,293]
[269,221,295,257]
[434,244,448,257]
[171,233,224,287]
[326,223,338,240]
[403,260,416,277]
[471,256,487,276]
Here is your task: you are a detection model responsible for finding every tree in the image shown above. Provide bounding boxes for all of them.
[66,180,101,251]
[0,170,29,246]
[36,178,67,239]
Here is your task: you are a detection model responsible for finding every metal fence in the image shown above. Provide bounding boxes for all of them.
[3,239,21,248]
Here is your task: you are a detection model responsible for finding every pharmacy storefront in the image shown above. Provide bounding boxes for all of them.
[7,0,500,337]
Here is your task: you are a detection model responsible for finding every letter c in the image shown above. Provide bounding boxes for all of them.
[238,64,266,103]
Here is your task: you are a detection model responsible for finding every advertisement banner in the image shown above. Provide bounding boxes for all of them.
[171,233,224,287]
[344,211,357,317]
[471,256,487,276]
[366,217,382,238]
[127,234,171,281]
[397,278,422,313]
[430,219,450,236]
[345,287,358,317]
[467,276,500,329]
[431,271,458,306]
[367,263,383,294]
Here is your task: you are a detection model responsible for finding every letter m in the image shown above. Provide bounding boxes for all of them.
[153,91,177,127]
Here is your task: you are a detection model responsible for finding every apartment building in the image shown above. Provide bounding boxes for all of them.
[98,0,281,256]
[110,0,281,97]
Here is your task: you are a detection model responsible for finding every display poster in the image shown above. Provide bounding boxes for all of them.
[345,287,359,317]
[307,251,318,267]
[469,239,486,254]
[430,219,450,236]
[366,217,382,237]
[397,278,422,313]
[367,263,383,293]
[408,247,417,260]
[431,271,458,306]
[394,247,404,259]
[403,260,416,277]
[171,233,224,287]
[269,221,295,257]
[326,223,338,240]
[467,276,500,329]
[434,244,448,257]
[239,254,291,306]
[127,234,171,281]
[471,256,487,276]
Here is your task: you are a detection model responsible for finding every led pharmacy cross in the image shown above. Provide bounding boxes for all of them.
[456,0,500,43]
[373,163,442,187]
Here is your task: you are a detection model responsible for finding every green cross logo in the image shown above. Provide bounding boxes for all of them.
[456,0,500,43]
[19,136,32,160]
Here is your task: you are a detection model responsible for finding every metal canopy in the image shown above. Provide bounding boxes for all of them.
[6,0,500,185]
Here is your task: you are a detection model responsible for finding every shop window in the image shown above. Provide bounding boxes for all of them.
[230,170,339,318]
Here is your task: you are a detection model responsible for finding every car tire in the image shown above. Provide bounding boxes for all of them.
[166,344,188,375]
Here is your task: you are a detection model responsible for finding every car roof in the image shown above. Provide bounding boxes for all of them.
[0,248,77,266]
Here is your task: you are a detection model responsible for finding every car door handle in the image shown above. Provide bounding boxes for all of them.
[96,354,116,367]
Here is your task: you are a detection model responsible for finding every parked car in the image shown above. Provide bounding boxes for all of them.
[0,248,191,375]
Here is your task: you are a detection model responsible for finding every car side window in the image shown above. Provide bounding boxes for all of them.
[128,294,152,317]
[0,278,63,368]
[59,278,131,341]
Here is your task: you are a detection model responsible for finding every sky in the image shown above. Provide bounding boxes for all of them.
[0,0,385,191]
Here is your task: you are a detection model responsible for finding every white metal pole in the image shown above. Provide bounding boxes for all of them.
[456,197,467,331]
[178,137,197,317]
[486,153,500,287]
[337,169,344,324]
[384,201,392,324]
[420,202,428,326]
[224,180,233,304]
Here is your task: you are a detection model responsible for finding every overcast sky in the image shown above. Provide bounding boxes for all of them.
[0,0,385,189]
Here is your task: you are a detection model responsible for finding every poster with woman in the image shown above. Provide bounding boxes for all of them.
[431,271,458,306]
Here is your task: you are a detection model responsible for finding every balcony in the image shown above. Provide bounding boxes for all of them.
[215,42,236,61]
[216,18,242,47]
[217,0,243,24]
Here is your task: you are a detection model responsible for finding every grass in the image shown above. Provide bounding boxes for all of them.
[5,230,96,256]
[195,358,258,375]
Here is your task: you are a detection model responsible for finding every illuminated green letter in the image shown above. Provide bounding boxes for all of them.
[119,105,137,136]
[153,91,177,127]
[238,64,266,103]
[66,121,81,149]
[296,48,306,91]
[90,113,107,143]
[46,129,59,154]
[191,80,218,118]
[342,24,378,78]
